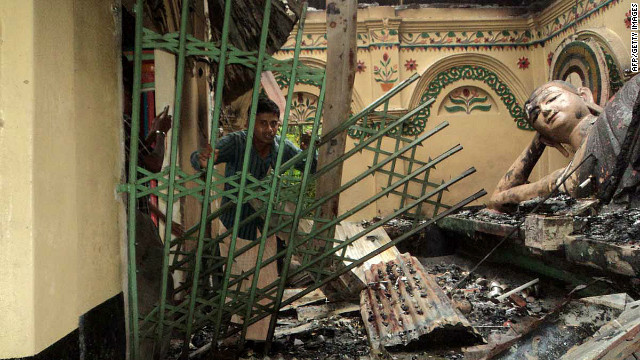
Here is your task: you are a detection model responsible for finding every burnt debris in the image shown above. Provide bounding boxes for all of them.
[573,208,640,245]
[360,253,483,350]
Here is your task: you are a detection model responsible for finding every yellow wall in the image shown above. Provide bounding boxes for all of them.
[0,1,37,355]
[0,0,123,356]
[32,0,79,350]
[276,0,632,220]
[72,0,123,322]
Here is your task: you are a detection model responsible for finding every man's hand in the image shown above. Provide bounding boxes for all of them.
[300,130,312,151]
[197,144,218,168]
[151,105,172,134]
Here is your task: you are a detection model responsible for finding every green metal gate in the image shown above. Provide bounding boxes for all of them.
[123,0,485,358]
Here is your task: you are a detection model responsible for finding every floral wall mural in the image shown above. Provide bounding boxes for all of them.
[290,92,319,124]
[373,52,398,91]
[442,87,493,115]
[404,59,418,72]
[517,57,530,70]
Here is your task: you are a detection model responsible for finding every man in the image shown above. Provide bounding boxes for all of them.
[489,76,640,211]
[192,96,316,238]
[191,96,316,340]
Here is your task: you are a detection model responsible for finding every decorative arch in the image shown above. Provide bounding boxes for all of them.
[559,28,629,100]
[409,55,531,133]
[549,37,610,106]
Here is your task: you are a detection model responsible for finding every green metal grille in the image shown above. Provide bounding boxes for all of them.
[123,1,485,358]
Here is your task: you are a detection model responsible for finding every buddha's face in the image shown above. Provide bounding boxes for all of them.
[526,85,591,143]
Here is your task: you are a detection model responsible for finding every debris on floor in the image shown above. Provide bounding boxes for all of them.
[171,252,640,360]
[170,193,640,360]
[561,299,640,359]
[271,312,370,360]
[423,260,550,341]
[488,298,622,359]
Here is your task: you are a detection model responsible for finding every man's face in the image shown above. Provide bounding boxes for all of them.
[253,112,280,146]
[528,85,589,143]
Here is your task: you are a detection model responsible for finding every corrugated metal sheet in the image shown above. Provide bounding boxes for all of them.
[360,253,483,349]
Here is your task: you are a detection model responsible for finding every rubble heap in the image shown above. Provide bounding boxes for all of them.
[573,208,640,245]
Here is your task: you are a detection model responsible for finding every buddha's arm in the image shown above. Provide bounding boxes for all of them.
[488,168,564,211]
[488,134,557,210]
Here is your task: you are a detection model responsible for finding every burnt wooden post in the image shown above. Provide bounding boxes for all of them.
[315,0,358,299]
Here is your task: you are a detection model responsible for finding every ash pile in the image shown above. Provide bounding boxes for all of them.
[452,194,579,225]
[573,207,640,245]
[427,263,545,340]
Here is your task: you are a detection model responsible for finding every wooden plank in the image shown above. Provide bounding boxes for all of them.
[217,223,279,340]
[280,288,327,311]
[334,221,400,283]
[261,71,287,116]
[318,222,401,300]
[581,293,635,311]
[296,302,360,321]
[274,321,319,338]
[253,200,401,299]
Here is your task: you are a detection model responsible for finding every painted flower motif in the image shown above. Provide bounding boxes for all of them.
[404,59,418,72]
[547,52,554,66]
[444,87,492,115]
[290,93,319,124]
[356,60,366,73]
[517,57,530,70]
[373,52,398,84]
[626,10,632,29]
